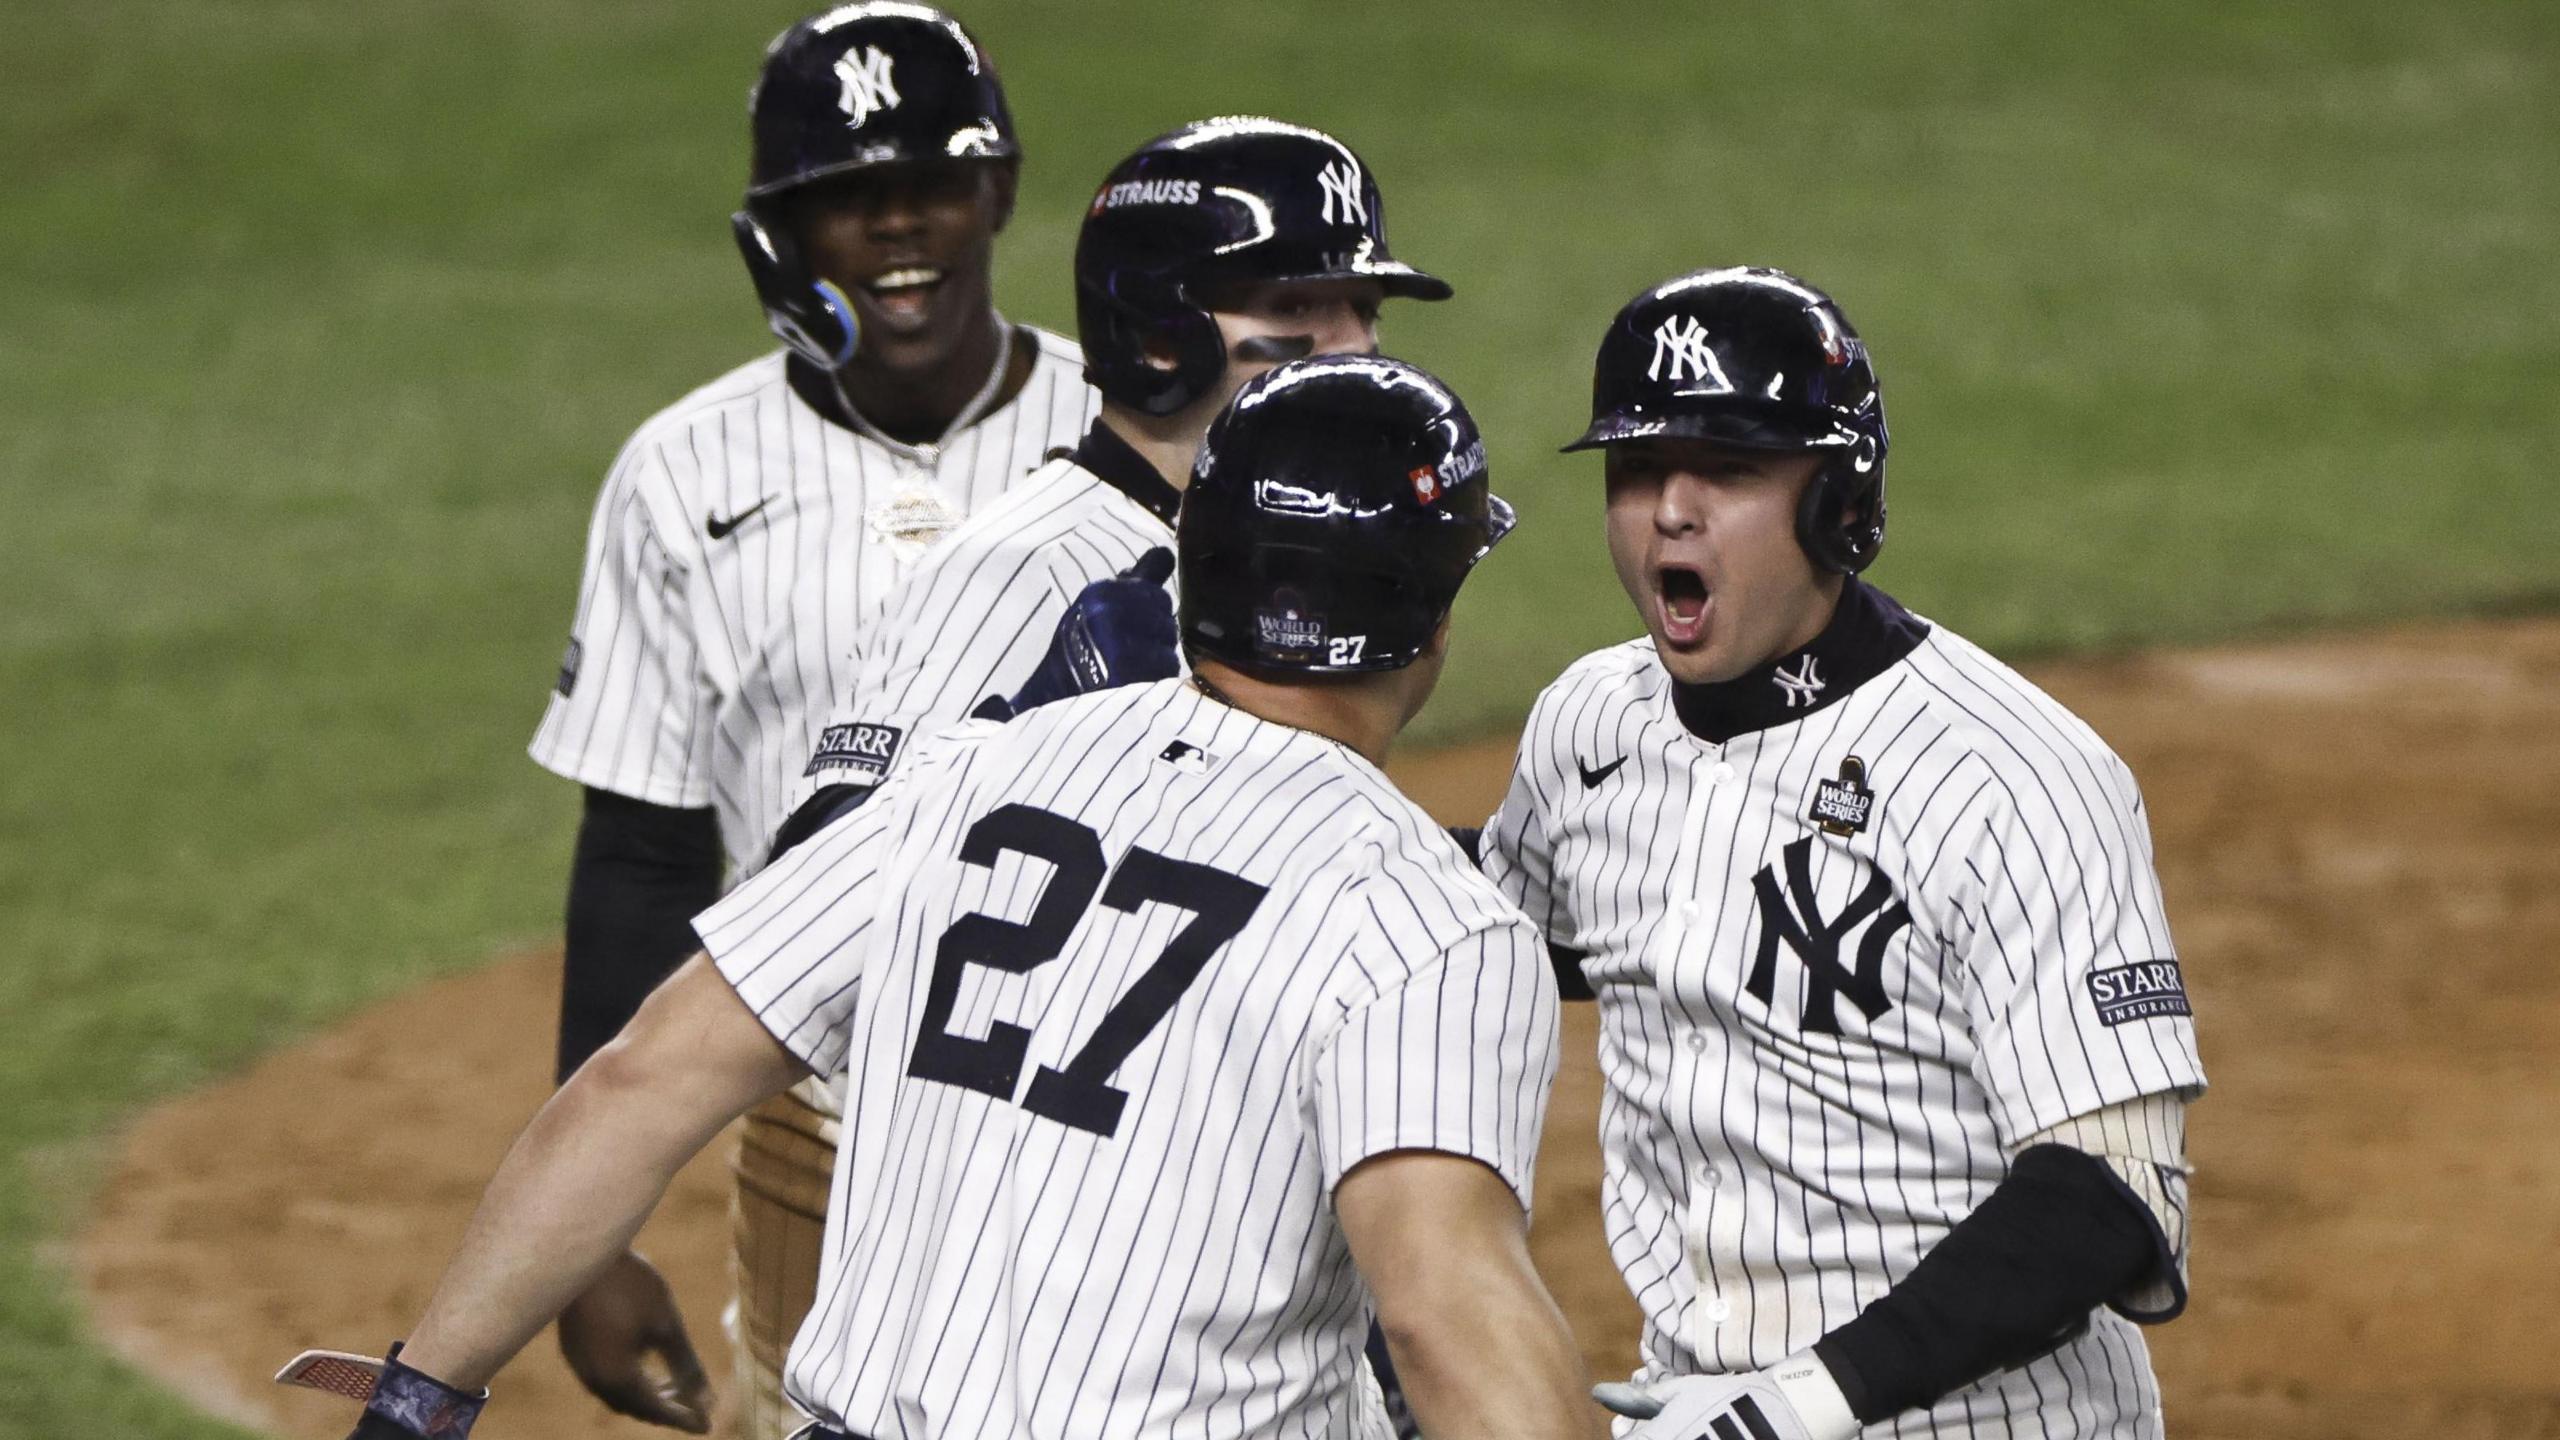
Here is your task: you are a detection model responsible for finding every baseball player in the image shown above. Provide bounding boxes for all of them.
[318,356,1603,1440]
[1477,268,2207,1439]
[525,6,1093,1431]
[778,116,1449,840]
[755,116,1454,1440]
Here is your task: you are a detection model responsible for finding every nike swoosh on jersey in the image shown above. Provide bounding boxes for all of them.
[706,496,777,540]
[1577,755,1627,788]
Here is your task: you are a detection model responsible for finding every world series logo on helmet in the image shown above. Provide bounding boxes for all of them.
[1254,591,1328,658]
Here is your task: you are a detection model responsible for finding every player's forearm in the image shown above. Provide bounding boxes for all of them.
[1376,1263,1602,1440]
[395,1052,705,1387]
[402,958,804,1390]
[1810,1143,2162,1422]
[1338,1153,1601,1439]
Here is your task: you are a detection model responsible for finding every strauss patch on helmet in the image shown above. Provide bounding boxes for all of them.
[1407,439,1484,506]
[1092,178,1204,213]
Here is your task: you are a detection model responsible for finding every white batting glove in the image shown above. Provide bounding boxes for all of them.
[1594,1353,1859,1440]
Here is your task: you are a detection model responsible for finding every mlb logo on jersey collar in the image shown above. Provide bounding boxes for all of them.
[1158,738,1217,774]
[1810,756,1874,836]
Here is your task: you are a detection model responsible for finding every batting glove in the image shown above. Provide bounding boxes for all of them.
[1594,1353,1859,1440]
[994,547,1180,718]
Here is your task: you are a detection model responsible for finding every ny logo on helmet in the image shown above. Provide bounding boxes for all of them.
[834,45,901,126]
[1318,159,1367,226]
[1648,314,1726,387]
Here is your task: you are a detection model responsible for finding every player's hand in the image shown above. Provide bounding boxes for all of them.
[1002,547,1180,715]
[1594,1353,1858,1440]
[556,1250,713,1433]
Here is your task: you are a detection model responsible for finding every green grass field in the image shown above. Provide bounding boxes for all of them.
[4,1,2554,1434]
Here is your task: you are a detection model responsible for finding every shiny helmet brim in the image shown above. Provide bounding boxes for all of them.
[1562,403,1862,455]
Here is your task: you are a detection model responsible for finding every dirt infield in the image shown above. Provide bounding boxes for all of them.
[75,619,2560,1439]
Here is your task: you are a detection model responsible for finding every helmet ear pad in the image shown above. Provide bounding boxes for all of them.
[733,207,858,370]
[1147,298,1229,415]
[1793,434,1887,575]
[1084,283,1228,416]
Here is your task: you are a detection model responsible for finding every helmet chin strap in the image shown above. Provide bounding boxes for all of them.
[1230,334,1316,364]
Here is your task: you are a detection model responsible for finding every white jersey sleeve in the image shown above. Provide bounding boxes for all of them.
[1479,686,1575,950]
[796,470,1173,800]
[1939,744,2205,1146]
[1306,895,1561,1209]
[808,532,1074,788]
[528,435,713,808]
[701,726,992,1077]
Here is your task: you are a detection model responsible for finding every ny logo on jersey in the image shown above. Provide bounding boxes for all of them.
[834,45,901,125]
[1744,836,1912,1034]
[1318,159,1366,225]
[1648,314,1724,385]
[1773,654,1825,707]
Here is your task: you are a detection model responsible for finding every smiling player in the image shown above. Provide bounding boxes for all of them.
[526,7,1094,1433]
[782,116,1453,832]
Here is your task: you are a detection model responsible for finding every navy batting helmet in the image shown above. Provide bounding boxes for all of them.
[1076,117,1451,417]
[1179,355,1513,676]
[1565,267,1889,574]
[730,4,1020,370]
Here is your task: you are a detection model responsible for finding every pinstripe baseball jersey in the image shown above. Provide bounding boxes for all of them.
[790,421,1181,819]
[1482,580,2206,1438]
[699,677,1561,1440]
[529,333,1097,869]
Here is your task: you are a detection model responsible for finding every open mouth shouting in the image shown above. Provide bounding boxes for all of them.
[1655,563,1711,650]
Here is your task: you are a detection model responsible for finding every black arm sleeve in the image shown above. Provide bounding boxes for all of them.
[556,787,724,1083]
[1811,1144,2164,1424]
[1546,943,1595,1000]
[767,782,871,865]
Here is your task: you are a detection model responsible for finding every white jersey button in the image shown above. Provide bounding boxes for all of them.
[1678,899,1702,924]
[1683,1028,1709,1054]
[1705,1296,1733,1324]
[1711,761,1737,785]
[1694,1160,1721,1187]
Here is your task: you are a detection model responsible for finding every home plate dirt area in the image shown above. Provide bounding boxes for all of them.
[78,619,2560,1439]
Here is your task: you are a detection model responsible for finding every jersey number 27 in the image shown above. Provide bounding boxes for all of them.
[908,803,1267,1139]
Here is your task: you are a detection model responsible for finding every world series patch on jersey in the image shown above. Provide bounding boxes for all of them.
[528,338,1096,871]
[1483,580,2206,1439]
[698,679,1560,1440]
